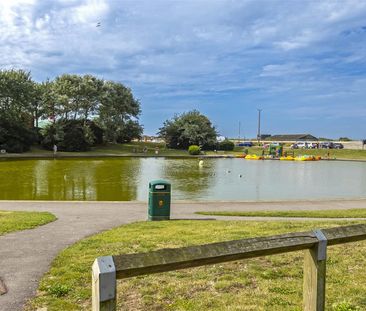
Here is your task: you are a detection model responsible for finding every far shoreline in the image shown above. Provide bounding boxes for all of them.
[1,152,366,162]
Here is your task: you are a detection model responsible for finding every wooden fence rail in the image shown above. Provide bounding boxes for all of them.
[92,224,366,311]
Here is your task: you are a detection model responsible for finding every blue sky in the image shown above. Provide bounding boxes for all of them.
[1,0,366,139]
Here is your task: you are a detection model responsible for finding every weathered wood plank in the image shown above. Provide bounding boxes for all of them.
[113,231,317,278]
[322,224,366,246]
[113,224,366,279]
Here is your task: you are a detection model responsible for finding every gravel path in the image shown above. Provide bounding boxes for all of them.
[0,199,366,310]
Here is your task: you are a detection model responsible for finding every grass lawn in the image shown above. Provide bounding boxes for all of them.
[0,210,56,236]
[24,142,366,160]
[196,209,366,218]
[27,220,366,311]
[28,142,188,157]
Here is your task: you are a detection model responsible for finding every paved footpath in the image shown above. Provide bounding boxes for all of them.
[1,199,366,311]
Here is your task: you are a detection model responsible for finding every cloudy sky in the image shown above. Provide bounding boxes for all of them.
[1,0,366,139]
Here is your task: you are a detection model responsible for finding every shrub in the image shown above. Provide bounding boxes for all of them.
[219,139,235,151]
[188,145,200,155]
[41,122,64,150]
[0,118,36,153]
[88,121,104,145]
[59,121,89,151]
[41,120,94,152]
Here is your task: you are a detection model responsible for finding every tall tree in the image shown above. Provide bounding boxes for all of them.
[158,110,218,149]
[98,81,142,142]
[39,80,58,123]
[52,74,104,121]
[0,69,35,124]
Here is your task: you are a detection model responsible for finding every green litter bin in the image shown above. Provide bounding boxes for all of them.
[148,180,171,221]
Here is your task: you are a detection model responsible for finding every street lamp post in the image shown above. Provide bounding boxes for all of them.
[257,109,262,143]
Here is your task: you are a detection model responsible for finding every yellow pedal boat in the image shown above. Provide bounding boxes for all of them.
[245,154,264,160]
[294,155,316,161]
[280,156,295,161]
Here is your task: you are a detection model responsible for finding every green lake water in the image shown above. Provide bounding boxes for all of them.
[0,157,365,201]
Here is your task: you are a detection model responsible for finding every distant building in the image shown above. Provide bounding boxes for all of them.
[260,134,271,140]
[266,134,318,141]
[139,135,165,143]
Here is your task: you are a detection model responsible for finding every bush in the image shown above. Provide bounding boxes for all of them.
[41,120,95,152]
[0,118,36,153]
[41,123,64,150]
[188,145,200,155]
[59,121,89,151]
[88,121,104,145]
[219,139,235,151]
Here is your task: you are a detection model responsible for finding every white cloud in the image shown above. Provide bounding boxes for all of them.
[1,0,366,136]
[260,63,314,78]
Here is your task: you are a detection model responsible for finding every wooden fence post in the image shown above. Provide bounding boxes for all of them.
[92,256,117,311]
[303,230,327,311]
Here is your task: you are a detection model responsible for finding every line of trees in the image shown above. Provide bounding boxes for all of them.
[0,69,142,152]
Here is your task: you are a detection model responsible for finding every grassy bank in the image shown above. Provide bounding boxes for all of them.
[0,210,56,235]
[1,142,365,160]
[28,220,365,310]
[196,209,366,218]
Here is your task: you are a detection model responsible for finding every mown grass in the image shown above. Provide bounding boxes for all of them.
[25,142,366,160]
[0,210,56,235]
[196,209,366,219]
[27,220,366,311]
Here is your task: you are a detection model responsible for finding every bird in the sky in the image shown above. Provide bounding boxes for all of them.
[96,22,101,27]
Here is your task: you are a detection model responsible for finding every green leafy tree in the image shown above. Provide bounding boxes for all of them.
[98,81,142,142]
[0,69,37,152]
[0,117,35,152]
[38,80,57,123]
[0,69,35,123]
[158,110,218,149]
[52,74,103,120]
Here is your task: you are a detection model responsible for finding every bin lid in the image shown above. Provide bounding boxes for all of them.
[149,179,171,186]
[149,179,171,191]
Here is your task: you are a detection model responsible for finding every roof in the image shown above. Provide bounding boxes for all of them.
[266,134,318,141]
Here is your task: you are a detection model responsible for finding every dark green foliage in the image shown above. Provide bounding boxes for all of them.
[219,139,235,151]
[88,121,104,145]
[0,69,34,123]
[0,69,143,152]
[339,137,352,141]
[158,110,218,150]
[116,120,143,143]
[0,117,35,153]
[41,122,64,150]
[58,120,89,152]
[97,81,142,143]
[41,120,96,152]
[188,145,201,155]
